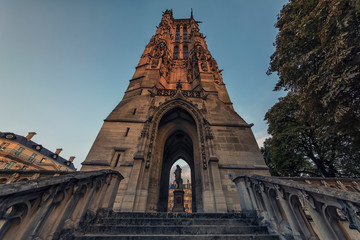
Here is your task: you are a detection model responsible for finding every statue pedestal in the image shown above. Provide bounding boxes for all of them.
[172,190,185,212]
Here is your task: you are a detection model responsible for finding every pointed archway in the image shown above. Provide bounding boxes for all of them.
[146,105,204,212]
[158,129,195,212]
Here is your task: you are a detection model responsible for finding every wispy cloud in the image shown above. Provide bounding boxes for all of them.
[254,131,271,148]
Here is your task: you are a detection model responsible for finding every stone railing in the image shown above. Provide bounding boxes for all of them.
[0,170,73,184]
[234,175,360,240]
[0,170,123,240]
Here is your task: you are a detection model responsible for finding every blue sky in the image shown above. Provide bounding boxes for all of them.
[0,0,287,170]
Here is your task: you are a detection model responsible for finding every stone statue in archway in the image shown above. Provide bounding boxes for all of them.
[174,165,183,189]
[173,165,185,212]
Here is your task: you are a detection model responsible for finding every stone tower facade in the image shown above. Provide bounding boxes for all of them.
[81,10,269,213]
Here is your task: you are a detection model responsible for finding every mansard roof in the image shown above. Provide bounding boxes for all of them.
[0,132,76,170]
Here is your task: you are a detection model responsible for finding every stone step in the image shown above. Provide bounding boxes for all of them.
[85,225,269,235]
[100,212,256,219]
[96,217,257,226]
[74,234,280,240]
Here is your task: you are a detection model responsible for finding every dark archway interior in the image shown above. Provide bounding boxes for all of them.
[157,108,197,212]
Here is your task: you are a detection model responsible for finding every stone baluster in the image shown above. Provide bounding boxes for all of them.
[245,178,258,210]
[258,181,276,223]
[274,185,303,240]
[299,190,337,240]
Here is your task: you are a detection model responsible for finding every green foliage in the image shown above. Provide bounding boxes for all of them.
[266,0,360,177]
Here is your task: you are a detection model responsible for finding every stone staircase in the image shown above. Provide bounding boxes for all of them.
[71,211,280,240]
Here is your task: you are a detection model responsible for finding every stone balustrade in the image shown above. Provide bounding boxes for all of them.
[0,170,73,184]
[0,170,123,240]
[234,174,360,240]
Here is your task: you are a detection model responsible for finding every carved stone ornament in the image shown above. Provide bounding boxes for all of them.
[339,200,360,232]
[298,190,316,210]
[274,184,285,200]
[200,61,208,71]
[258,181,265,193]
[195,44,206,60]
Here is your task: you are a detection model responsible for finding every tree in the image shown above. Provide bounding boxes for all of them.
[263,93,360,177]
[266,0,360,177]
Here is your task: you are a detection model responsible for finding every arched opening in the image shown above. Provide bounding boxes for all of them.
[152,106,199,212]
[168,159,192,212]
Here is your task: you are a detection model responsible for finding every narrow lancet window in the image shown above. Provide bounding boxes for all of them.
[183,25,187,41]
[173,46,179,59]
[183,46,188,59]
[175,25,180,42]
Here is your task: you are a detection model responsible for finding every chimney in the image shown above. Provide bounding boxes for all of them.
[26,132,36,141]
[69,156,75,162]
[55,148,63,155]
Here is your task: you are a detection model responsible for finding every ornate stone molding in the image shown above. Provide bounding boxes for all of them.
[156,88,201,98]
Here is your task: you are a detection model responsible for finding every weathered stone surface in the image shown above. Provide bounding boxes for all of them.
[81,9,268,214]
[71,210,279,239]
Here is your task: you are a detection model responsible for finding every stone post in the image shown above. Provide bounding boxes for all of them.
[209,158,227,213]
[233,176,254,211]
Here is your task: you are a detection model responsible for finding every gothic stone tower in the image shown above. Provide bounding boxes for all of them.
[81,10,269,213]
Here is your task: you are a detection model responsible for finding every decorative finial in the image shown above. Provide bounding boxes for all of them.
[191,8,193,19]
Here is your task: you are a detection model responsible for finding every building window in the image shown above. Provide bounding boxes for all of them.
[183,25,187,41]
[112,150,124,167]
[5,161,15,169]
[173,46,179,59]
[40,158,46,163]
[22,166,27,170]
[125,128,130,137]
[14,147,24,156]
[133,108,137,115]
[58,165,62,170]
[0,142,9,151]
[175,25,180,42]
[115,153,121,167]
[28,153,37,162]
[183,45,188,59]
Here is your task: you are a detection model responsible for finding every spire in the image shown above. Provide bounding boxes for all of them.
[191,8,193,19]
